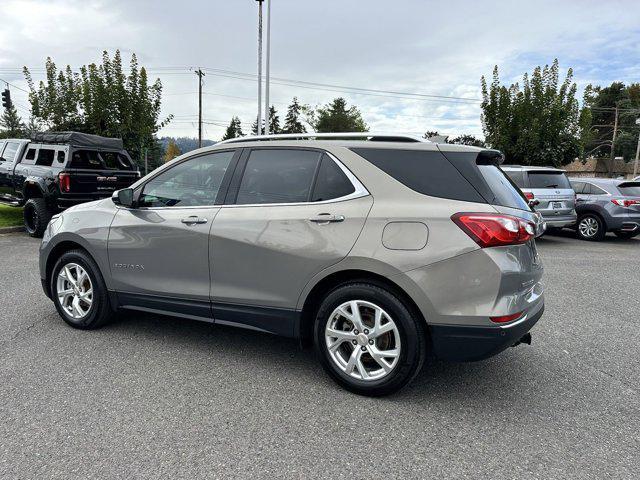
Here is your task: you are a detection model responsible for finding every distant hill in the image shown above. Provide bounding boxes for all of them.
[158,136,216,154]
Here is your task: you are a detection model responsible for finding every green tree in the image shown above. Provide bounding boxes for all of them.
[251,106,281,135]
[310,97,368,133]
[582,82,640,167]
[450,134,486,147]
[23,50,172,164]
[163,139,182,163]
[282,97,306,134]
[480,59,584,166]
[0,103,24,138]
[222,116,244,141]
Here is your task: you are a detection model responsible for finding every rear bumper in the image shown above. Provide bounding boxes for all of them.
[430,302,544,362]
[540,213,576,228]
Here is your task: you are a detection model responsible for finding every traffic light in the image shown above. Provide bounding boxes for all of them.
[1,89,11,109]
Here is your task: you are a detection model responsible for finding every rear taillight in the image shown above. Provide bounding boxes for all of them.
[490,311,524,324]
[58,172,71,193]
[451,213,535,248]
[523,191,535,200]
[611,199,640,207]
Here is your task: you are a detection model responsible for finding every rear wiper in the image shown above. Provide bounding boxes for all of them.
[542,184,558,188]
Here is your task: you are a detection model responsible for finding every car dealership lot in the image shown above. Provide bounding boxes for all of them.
[0,232,638,479]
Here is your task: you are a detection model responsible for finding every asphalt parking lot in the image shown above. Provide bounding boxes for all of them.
[0,231,638,479]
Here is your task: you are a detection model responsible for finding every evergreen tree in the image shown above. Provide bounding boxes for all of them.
[312,98,368,133]
[163,139,182,163]
[0,103,24,138]
[282,97,306,134]
[251,106,280,135]
[222,116,244,141]
[450,134,486,147]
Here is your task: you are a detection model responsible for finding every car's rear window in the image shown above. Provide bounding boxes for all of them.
[617,182,640,196]
[69,150,135,170]
[350,148,485,203]
[478,165,530,210]
[528,171,571,189]
[503,170,526,188]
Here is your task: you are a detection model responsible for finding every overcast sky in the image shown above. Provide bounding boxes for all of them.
[1,0,638,141]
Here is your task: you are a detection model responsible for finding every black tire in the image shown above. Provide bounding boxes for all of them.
[614,230,639,239]
[50,249,113,329]
[314,282,427,396]
[23,198,53,238]
[576,213,606,241]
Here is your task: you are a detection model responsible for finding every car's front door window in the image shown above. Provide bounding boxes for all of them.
[139,151,235,207]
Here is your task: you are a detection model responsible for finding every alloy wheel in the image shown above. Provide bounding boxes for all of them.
[579,217,599,238]
[325,300,401,381]
[56,263,93,320]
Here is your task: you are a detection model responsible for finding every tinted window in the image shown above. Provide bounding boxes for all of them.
[478,165,530,210]
[36,148,55,166]
[57,151,66,163]
[311,154,355,202]
[139,151,234,207]
[528,171,571,189]
[587,184,609,195]
[24,148,36,163]
[236,149,320,205]
[102,151,134,170]
[618,182,640,196]
[504,170,526,188]
[69,150,102,169]
[1,142,20,163]
[351,148,484,203]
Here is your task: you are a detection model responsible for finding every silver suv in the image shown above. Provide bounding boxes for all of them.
[502,166,577,229]
[39,133,545,396]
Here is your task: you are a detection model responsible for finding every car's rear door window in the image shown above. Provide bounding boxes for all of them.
[528,171,571,189]
[36,148,55,166]
[236,149,321,205]
[570,181,586,194]
[311,154,355,202]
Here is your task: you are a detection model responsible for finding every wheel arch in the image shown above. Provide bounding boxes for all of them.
[298,268,428,347]
[578,209,607,230]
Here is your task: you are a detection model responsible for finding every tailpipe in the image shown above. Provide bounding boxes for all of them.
[512,332,532,347]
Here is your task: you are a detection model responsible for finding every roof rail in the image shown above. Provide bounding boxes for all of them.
[217,132,430,145]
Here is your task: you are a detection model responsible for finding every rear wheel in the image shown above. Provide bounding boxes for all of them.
[314,282,427,396]
[50,249,113,329]
[576,214,606,241]
[614,230,639,239]
[23,198,53,238]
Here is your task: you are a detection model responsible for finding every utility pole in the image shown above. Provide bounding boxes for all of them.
[195,68,205,148]
[609,103,619,175]
[634,118,640,178]
[264,0,271,135]
[256,0,264,135]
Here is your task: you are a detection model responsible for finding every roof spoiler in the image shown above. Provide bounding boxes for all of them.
[476,149,505,165]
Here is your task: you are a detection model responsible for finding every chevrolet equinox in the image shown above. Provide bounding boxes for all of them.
[39,133,545,396]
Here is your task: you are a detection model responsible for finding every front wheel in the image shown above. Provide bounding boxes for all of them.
[50,249,113,329]
[314,282,427,396]
[576,214,606,241]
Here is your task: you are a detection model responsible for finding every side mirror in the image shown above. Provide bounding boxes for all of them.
[112,188,135,208]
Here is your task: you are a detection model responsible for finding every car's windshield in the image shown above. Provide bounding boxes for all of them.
[528,171,571,189]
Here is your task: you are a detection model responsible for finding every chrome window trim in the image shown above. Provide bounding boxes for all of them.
[130,151,369,211]
[225,151,370,208]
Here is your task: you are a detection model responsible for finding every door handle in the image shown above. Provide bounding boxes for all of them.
[181,216,208,225]
[309,213,345,224]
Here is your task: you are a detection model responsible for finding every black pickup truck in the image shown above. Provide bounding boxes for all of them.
[0,132,140,237]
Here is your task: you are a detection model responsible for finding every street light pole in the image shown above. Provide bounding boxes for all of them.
[264,0,271,135]
[634,118,640,178]
[256,0,264,136]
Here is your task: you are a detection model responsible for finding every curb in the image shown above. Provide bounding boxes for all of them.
[0,226,25,234]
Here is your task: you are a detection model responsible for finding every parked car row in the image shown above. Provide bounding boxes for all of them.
[0,132,139,236]
[502,166,640,241]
